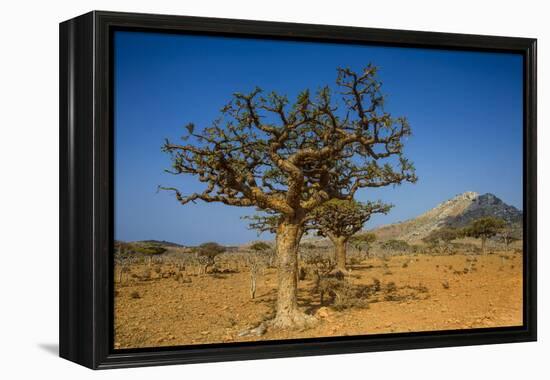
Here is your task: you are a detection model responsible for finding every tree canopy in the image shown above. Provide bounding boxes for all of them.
[160,65,416,219]
[463,217,506,254]
[350,232,377,252]
[463,217,506,240]
[195,242,226,258]
[422,227,461,246]
[309,199,391,241]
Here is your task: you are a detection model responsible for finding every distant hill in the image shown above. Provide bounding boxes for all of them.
[370,192,522,243]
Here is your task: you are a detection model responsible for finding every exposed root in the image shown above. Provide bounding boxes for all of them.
[266,311,318,330]
[237,310,318,337]
[237,322,268,337]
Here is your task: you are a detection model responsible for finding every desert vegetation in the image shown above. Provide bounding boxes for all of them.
[113,204,522,349]
[113,66,523,348]
[114,226,522,348]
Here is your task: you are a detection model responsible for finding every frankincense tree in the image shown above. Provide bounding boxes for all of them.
[309,199,391,273]
[160,66,416,328]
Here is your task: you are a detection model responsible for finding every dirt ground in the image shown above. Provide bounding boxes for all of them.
[114,252,522,349]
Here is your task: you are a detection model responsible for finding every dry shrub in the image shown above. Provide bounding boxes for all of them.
[141,268,152,280]
[316,275,368,311]
[175,272,192,283]
[298,267,307,281]
[130,291,141,299]
[372,278,381,292]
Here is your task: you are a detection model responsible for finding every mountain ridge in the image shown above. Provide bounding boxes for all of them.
[369,191,522,242]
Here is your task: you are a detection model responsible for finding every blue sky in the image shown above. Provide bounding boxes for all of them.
[114,31,523,245]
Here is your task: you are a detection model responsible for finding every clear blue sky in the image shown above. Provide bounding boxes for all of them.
[114,31,523,245]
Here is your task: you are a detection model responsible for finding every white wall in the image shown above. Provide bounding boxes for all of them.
[0,0,547,378]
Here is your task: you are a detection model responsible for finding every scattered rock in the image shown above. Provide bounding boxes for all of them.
[315,307,331,319]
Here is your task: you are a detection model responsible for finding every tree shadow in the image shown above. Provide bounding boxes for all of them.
[349,263,381,271]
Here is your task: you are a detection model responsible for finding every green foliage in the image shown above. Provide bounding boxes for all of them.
[195,242,226,258]
[422,227,461,246]
[114,241,167,256]
[131,245,167,256]
[310,200,391,241]
[350,233,377,250]
[381,239,410,252]
[463,217,506,239]
[250,241,271,252]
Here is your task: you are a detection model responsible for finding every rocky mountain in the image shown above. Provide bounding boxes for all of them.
[370,192,522,242]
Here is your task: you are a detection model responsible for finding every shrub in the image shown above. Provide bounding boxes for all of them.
[372,278,381,292]
[316,275,368,311]
[130,291,141,299]
[250,241,271,252]
[381,239,411,252]
[132,244,167,256]
[193,242,226,274]
[196,242,226,257]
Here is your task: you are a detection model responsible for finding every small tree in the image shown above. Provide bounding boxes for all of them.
[463,217,506,254]
[194,242,226,274]
[350,233,377,258]
[249,241,274,263]
[114,242,131,280]
[422,227,460,254]
[246,250,270,299]
[381,239,410,253]
[309,200,391,273]
[246,241,274,299]
[131,244,167,266]
[498,226,521,251]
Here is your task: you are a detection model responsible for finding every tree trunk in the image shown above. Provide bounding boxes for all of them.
[271,218,314,329]
[328,234,348,274]
[250,272,257,299]
[335,237,348,273]
[481,236,487,255]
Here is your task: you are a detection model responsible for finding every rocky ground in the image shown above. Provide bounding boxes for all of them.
[114,251,522,349]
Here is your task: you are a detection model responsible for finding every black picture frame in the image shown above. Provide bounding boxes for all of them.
[59,10,537,369]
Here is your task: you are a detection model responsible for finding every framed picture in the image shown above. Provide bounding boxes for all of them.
[59,11,537,369]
